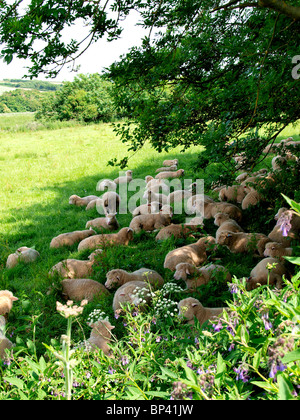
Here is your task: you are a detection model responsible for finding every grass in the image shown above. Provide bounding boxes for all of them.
[0,113,299,400]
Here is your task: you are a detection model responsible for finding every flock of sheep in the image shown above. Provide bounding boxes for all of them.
[1,142,299,359]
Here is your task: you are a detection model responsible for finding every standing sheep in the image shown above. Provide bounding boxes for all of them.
[112,281,152,313]
[246,257,289,290]
[78,227,134,251]
[105,268,164,290]
[6,247,40,269]
[50,229,96,249]
[178,297,225,326]
[61,278,110,302]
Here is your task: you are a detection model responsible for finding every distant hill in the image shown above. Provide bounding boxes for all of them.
[0,79,62,92]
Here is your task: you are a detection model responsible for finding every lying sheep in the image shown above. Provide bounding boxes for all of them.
[96,179,117,192]
[69,194,99,207]
[61,278,110,302]
[218,185,249,203]
[217,231,270,256]
[167,189,193,205]
[247,257,289,290]
[155,169,185,180]
[132,202,161,217]
[263,242,293,259]
[186,194,215,215]
[0,316,14,360]
[272,155,287,171]
[214,213,244,241]
[241,190,263,210]
[6,247,40,269]
[155,164,178,173]
[155,223,201,241]
[50,229,96,249]
[85,320,115,356]
[178,297,225,326]
[203,201,243,222]
[86,191,121,213]
[85,213,119,231]
[143,189,168,205]
[112,281,152,313]
[105,268,164,290]
[49,250,103,279]
[174,263,231,291]
[164,236,216,271]
[78,227,134,251]
[163,159,179,167]
[129,213,172,233]
[114,170,133,185]
[0,291,18,319]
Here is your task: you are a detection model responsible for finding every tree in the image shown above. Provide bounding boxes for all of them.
[1,1,299,172]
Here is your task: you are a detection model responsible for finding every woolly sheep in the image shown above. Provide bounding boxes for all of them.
[163,159,179,167]
[112,281,152,313]
[167,189,193,205]
[0,291,18,319]
[185,216,204,227]
[69,194,99,207]
[6,247,40,269]
[218,185,249,203]
[132,202,161,217]
[174,263,231,291]
[0,316,14,360]
[178,297,225,326]
[86,191,121,213]
[96,179,117,192]
[263,242,293,259]
[85,213,119,231]
[105,268,164,290]
[163,236,216,271]
[186,195,215,215]
[241,190,263,210]
[246,257,289,290]
[217,231,270,256]
[143,189,168,205]
[85,320,115,356]
[78,227,134,251]
[272,155,287,171]
[61,278,110,302]
[214,213,244,241]
[49,250,103,279]
[203,201,243,222]
[155,169,185,180]
[129,213,172,233]
[155,223,201,241]
[114,170,133,185]
[155,164,178,173]
[50,229,96,249]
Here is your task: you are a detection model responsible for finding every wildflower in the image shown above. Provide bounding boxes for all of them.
[108,367,116,375]
[170,381,193,400]
[269,361,287,379]
[276,211,292,237]
[213,320,223,332]
[233,364,250,383]
[228,283,239,294]
[262,312,273,331]
[121,355,129,366]
[56,300,87,318]
[156,336,162,342]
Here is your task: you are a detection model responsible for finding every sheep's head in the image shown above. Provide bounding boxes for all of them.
[0,291,18,302]
[90,320,115,341]
[178,169,185,177]
[217,232,234,245]
[178,298,203,323]
[174,263,195,281]
[214,212,229,227]
[106,213,117,225]
[69,195,80,205]
[105,270,124,289]
[263,242,283,258]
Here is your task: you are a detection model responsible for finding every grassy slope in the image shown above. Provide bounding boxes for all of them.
[0,114,299,349]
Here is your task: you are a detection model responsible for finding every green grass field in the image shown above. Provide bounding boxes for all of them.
[0,113,299,400]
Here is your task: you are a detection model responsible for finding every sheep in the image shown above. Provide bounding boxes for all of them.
[132,201,161,217]
[78,227,134,251]
[186,195,215,215]
[263,242,293,259]
[85,320,115,356]
[174,263,231,291]
[50,229,96,249]
[0,316,14,361]
[185,216,204,227]
[267,225,293,248]
[167,189,193,205]
[203,201,243,222]
[246,257,289,290]
[86,191,121,213]
[0,291,18,319]
[85,213,119,231]
[105,268,164,290]
[155,164,178,173]
[69,194,99,207]
[129,213,172,233]
[241,190,263,210]
[235,172,249,183]
[272,155,287,171]
[143,189,168,205]
[217,231,271,256]
[114,170,133,185]
[155,223,201,241]
[163,159,179,167]
[49,250,103,279]
[6,247,40,269]
[96,179,117,192]
[178,297,225,326]
[155,169,185,180]
[163,236,216,271]
[61,278,110,302]
[112,281,152,313]
[218,185,249,203]
[214,213,244,241]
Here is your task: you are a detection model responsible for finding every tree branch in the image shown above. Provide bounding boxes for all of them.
[258,0,300,20]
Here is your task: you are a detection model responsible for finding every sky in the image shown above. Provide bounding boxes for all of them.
[0,10,148,83]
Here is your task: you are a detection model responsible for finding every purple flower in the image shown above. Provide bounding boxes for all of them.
[269,361,287,379]
[229,283,239,294]
[121,356,129,366]
[262,312,273,331]
[277,212,292,237]
[233,365,250,383]
[213,320,223,332]
[156,336,162,342]
[108,367,116,374]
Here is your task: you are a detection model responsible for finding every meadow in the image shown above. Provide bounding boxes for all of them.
[0,113,299,400]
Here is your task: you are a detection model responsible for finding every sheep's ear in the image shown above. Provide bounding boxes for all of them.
[186,268,190,275]
[116,275,120,281]
[109,325,115,330]
[127,228,133,233]
[11,296,18,301]
[191,303,199,308]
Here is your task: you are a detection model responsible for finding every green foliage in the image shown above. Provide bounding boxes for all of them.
[0,79,61,91]
[0,89,47,113]
[35,74,120,123]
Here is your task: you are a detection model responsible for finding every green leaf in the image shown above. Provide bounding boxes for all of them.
[3,377,24,390]
[253,348,262,370]
[159,366,178,380]
[282,349,300,364]
[284,257,300,266]
[215,352,226,388]
[281,194,300,213]
[277,375,294,400]
[251,380,276,393]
